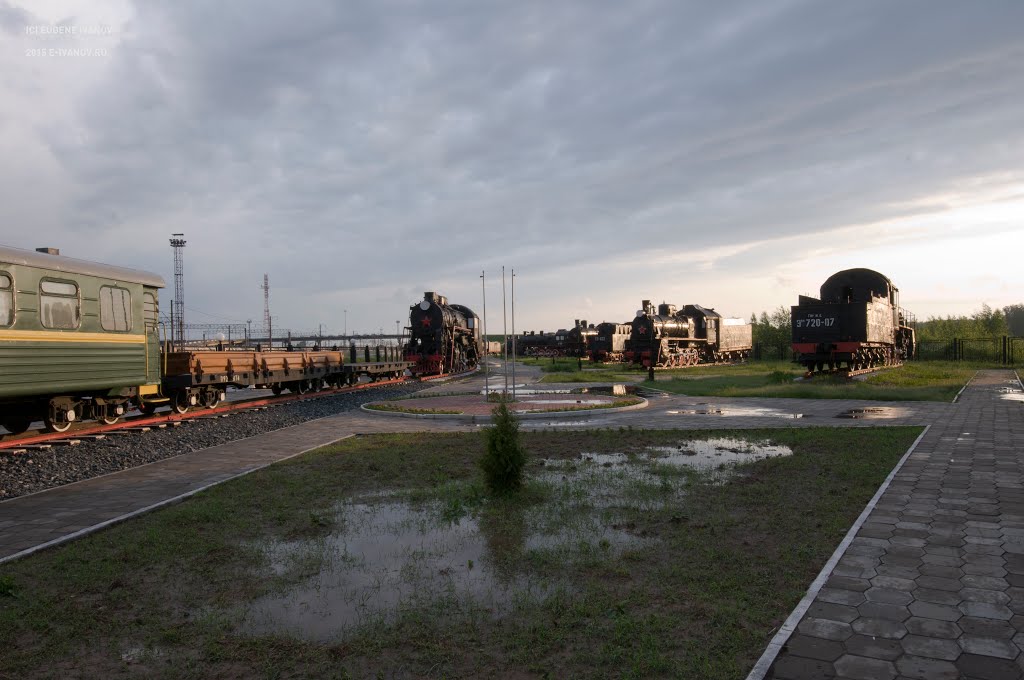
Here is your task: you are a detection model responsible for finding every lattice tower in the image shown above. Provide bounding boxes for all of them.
[169,234,186,346]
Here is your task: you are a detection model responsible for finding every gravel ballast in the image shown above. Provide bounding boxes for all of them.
[0,383,427,501]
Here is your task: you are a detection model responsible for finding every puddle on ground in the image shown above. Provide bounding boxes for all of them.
[641,438,792,470]
[240,500,642,642]
[540,438,793,505]
[836,406,902,419]
[521,398,608,405]
[480,388,571,395]
[999,387,1024,402]
[666,406,804,419]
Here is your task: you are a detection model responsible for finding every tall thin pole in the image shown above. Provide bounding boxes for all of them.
[511,268,516,400]
[502,266,508,395]
[481,270,489,396]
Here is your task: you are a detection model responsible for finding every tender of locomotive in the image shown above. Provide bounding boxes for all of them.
[588,322,632,362]
[0,245,166,433]
[625,300,752,368]
[791,268,915,373]
[565,320,597,358]
[404,291,483,375]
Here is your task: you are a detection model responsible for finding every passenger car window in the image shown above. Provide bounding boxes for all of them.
[39,278,80,329]
[0,273,12,326]
[100,286,132,332]
[143,292,158,325]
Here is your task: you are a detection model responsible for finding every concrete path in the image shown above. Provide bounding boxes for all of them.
[762,370,1024,680]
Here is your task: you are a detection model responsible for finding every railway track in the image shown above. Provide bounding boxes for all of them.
[0,369,469,454]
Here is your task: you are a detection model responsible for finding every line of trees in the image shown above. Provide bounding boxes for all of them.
[916,304,1024,341]
[747,304,1024,347]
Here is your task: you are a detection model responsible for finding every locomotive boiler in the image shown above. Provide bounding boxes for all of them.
[404,291,483,376]
[626,300,752,368]
[791,268,915,373]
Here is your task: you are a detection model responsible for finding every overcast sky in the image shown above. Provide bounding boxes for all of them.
[2,0,1022,337]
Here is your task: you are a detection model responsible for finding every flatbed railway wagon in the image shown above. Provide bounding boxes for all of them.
[626,300,752,368]
[0,245,165,433]
[791,268,915,373]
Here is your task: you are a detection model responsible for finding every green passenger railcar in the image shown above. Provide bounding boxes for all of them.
[0,246,165,433]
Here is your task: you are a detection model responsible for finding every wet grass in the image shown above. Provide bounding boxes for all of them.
[652,360,976,401]
[0,427,920,679]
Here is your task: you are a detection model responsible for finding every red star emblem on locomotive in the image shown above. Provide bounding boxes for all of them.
[638,325,647,335]
[420,316,431,327]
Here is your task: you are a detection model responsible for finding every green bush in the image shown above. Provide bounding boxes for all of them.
[480,399,528,495]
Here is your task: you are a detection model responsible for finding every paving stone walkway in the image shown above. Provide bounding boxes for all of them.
[764,370,1024,680]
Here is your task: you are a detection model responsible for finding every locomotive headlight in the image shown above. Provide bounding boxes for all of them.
[635,310,645,318]
[419,301,430,311]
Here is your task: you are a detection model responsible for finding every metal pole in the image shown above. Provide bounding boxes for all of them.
[511,268,516,401]
[502,266,508,395]
[481,270,488,397]
[344,309,347,338]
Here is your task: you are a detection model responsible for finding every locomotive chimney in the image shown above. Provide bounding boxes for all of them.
[642,300,652,315]
[35,247,60,255]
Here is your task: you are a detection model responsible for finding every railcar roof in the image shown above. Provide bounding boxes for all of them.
[0,244,166,288]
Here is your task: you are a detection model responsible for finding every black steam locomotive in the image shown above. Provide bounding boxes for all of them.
[791,268,915,373]
[588,322,632,362]
[625,300,752,368]
[403,292,483,376]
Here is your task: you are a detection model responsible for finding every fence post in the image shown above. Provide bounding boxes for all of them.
[349,343,356,364]
[1003,336,1008,365]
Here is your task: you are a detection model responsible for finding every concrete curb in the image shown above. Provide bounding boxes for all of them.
[360,398,649,422]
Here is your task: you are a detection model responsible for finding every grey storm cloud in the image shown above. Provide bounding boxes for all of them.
[4,0,1024,330]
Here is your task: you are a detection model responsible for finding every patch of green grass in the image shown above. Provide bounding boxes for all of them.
[653,360,975,401]
[0,427,920,679]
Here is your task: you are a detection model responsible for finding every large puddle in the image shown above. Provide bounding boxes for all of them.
[238,437,789,642]
[665,405,804,419]
[240,498,645,642]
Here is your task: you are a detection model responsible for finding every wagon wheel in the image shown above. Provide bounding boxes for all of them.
[172,391,191,415]
[203,390,220,409]
[99,410,120,426]
[296,380,310,395]
[44,401,74,433]
[1,414,32,435]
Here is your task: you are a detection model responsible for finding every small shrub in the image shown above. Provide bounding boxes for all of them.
[480,399,528,495]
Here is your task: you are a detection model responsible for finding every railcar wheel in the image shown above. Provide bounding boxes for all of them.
[172,391,191,415]
[203,390,219,409]
[296,381,309,395]
[1,415,32,435]
[44,402,75,433]
[99,413,120,425]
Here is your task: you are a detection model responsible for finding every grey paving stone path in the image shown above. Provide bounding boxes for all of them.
[764,370,1024,680]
